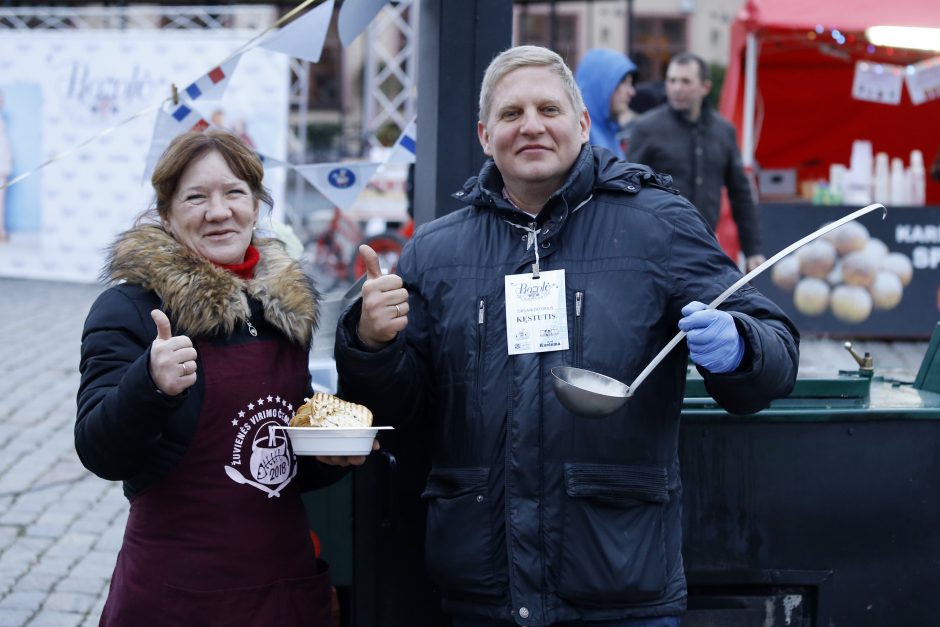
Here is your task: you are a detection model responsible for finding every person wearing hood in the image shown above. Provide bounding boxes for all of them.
[334,45,799,626]
[575,47,637,159]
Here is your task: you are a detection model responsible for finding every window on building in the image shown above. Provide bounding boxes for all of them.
[514,6,580,63]
[632,16,688,80]
[308,27,342,110]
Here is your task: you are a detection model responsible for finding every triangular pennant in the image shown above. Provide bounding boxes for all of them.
[258,0,335,63]
[338,0,387,47]
[385,117,416,165]
[295,162,381,211]
[181,53,242,103]
[257,152,291,170]
[142,103,212,182]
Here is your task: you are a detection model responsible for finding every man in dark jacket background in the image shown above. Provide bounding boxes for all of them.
[627,52,766,272]
[335,45,798,626]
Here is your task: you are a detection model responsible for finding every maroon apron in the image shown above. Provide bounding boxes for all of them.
[100,338,331,626]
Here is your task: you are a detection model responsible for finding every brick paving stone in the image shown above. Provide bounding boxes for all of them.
[0,591,45,612]
[44,535,97,562]
[52,577,104,597]
[30,558,78,578]
[0,562,29,583]
[24,611,83,627]
[68,553,116,581]
[0,527,17,549]
[21,526,69,542]
[0,608,32,627]
[41,592,96,615]
[12,574,60,594]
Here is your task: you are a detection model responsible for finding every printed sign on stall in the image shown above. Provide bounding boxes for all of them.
[851,61,904,105]
[755,204,940,339]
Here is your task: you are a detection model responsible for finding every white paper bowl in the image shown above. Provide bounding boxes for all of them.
[279,426,393,456]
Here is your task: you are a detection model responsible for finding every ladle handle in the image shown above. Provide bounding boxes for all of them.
[625,203,886,397]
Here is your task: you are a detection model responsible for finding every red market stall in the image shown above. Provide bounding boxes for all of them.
[716,0,940,338]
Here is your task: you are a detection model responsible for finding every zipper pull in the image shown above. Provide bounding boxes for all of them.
[478,299,485,324]
[575,291,583,317]
[246,318,258,337]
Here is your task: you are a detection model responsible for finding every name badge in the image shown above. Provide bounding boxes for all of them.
[504,269,569,355]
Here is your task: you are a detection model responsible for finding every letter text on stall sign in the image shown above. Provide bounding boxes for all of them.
[896,224,940,244]
[912,247,940,269]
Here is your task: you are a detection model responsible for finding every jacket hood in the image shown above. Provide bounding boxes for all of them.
[575,48,637,157]
[103,225,318,345]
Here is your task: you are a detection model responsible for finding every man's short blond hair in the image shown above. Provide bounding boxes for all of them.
[478,45,585,123]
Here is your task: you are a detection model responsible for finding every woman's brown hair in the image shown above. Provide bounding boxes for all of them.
[146,130,273,223]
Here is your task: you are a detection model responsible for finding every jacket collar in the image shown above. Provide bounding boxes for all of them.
[454,145,676,233]
[103,225,318,345]
[668,101,714,127]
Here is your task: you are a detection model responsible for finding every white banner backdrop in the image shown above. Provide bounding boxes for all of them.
[0,30,290,283]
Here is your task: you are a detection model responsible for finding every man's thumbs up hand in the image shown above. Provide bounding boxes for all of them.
[357,244,409,349]
[149,309,198,396]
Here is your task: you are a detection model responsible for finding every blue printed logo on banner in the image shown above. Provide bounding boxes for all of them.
[328,167,355,189]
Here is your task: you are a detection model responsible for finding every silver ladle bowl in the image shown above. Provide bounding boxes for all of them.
[552,203,887,417]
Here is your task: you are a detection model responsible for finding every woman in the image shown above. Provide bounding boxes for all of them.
[76,130,367,626]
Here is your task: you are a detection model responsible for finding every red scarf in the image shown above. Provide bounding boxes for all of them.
[213,245,259,280]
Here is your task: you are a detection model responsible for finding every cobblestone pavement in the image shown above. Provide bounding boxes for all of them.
[0,278,121,627]
[0,277,930,627]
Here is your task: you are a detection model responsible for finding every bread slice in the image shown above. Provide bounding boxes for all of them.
[289,392,374,428]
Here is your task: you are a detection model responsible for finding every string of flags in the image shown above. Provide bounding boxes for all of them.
[2,0,404,200]
[852,55,940,105]
[260,116,415,212]
[138,0,417,214]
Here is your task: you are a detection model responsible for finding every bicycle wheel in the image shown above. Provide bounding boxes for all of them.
[351,231,408,278]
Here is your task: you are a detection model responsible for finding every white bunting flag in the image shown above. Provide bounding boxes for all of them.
[385,117,417,165]
[905,56,940,106]
[338,0,388,47]
[295,161,381,211]
[142,103,211,182]
[181,53,242,103]
[851,61,903,105]
[258,0,335,63]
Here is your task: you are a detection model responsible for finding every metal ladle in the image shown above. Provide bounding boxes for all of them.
[551,203,887,417]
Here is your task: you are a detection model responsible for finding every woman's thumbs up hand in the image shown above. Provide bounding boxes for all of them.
[149,309,198,396]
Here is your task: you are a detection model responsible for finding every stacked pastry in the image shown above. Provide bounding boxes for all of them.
[290,392,373,428]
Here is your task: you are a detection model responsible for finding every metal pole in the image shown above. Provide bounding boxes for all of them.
[742,31,758,168]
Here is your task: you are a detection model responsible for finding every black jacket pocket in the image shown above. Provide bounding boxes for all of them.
[421,466,504,597]
[558,462,670,605]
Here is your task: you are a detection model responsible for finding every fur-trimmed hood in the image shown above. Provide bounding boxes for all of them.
[104,225,318,346]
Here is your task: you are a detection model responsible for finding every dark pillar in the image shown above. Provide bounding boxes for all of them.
[350,5,513,626]
[413,0,513,225]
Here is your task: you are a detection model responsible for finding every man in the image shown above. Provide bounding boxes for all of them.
[575,48,637,159]
[627,53,765,271]
[335,45,798,626]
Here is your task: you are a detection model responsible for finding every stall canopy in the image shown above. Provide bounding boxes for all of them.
[716,0,940,255]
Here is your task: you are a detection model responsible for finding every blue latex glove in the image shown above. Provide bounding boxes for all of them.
[678,301,744,374]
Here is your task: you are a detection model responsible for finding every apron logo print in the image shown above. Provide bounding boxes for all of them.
[227,396,297,497]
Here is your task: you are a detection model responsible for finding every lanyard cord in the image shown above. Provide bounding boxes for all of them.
[500,194,593,279]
